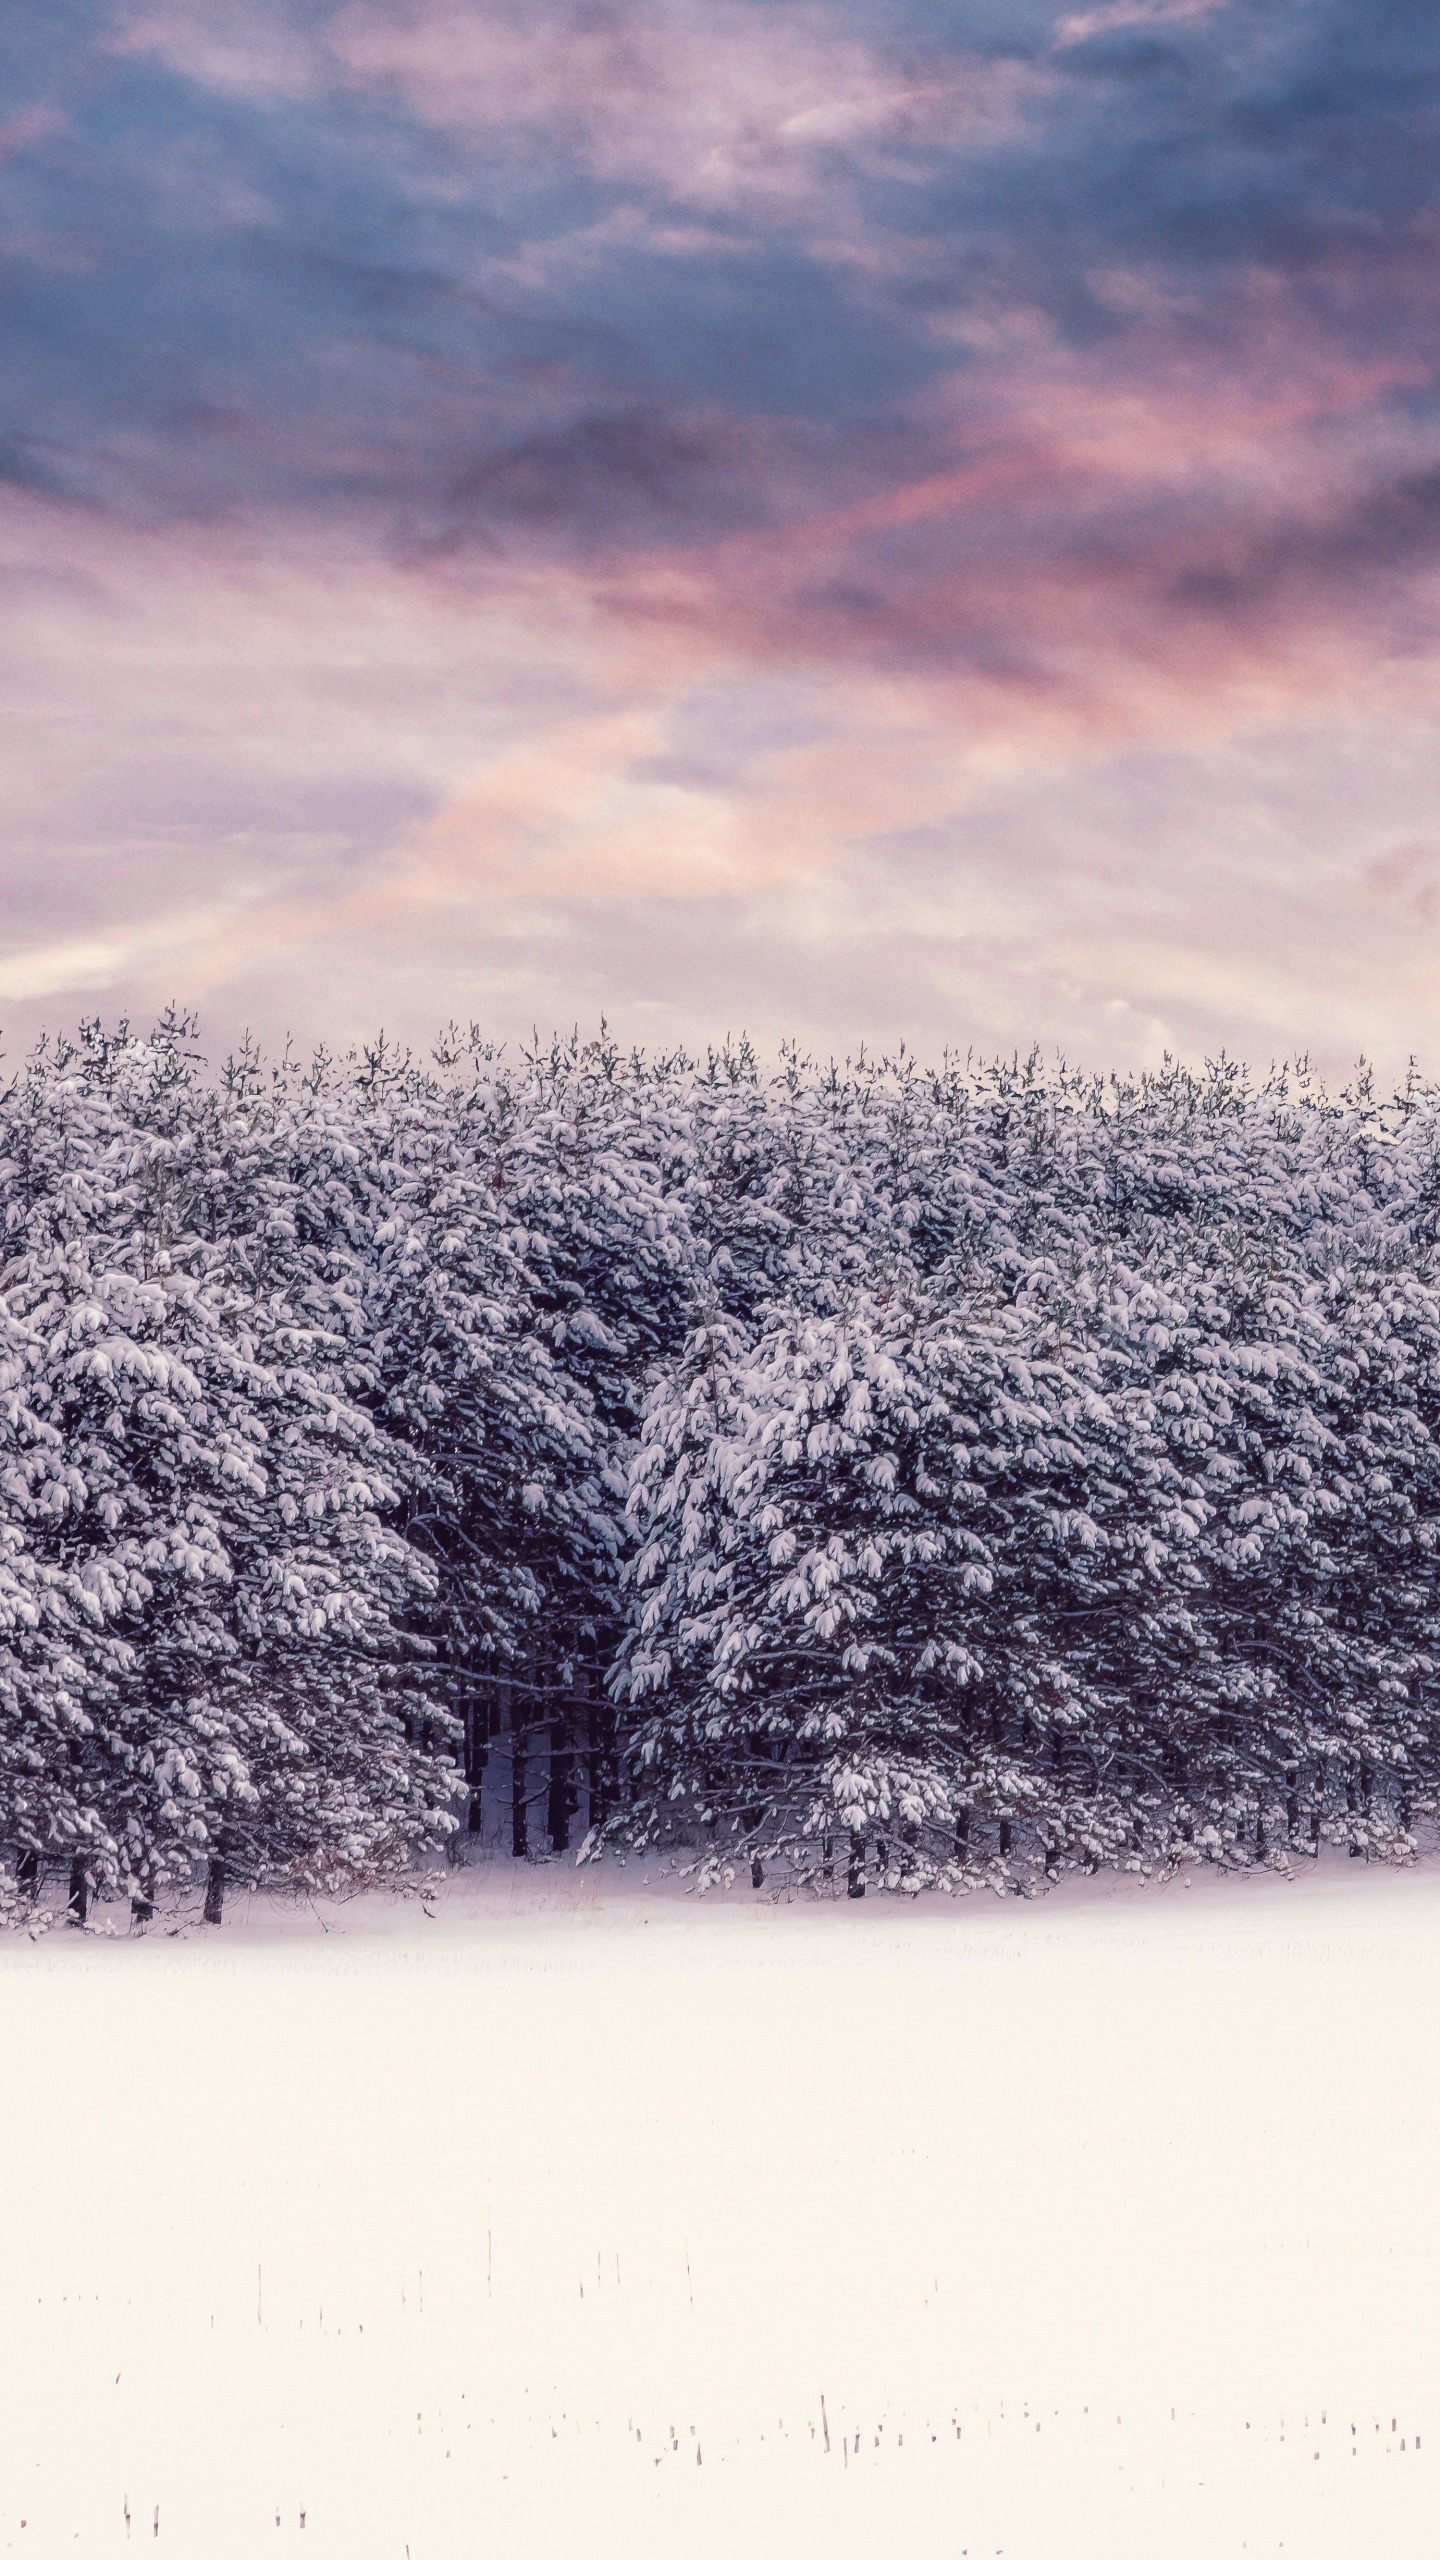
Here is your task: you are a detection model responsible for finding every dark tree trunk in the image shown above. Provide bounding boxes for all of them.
[998,1818,1013,1858]
[847,1836,865,1899]
[1285,1766,1299,1841]
[203,1856,226,1924]
[17,1849,38,1898]
[464,1695,488,1834]
[742,1798,764,1888]
[587,1686,613,1829]
[955,1809,970,1860]
[547,1716,570,1853]
[67,1858,88,1926]
[509,1687,528,1858]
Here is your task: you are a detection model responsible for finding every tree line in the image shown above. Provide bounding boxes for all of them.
[2,1014,1438,1922]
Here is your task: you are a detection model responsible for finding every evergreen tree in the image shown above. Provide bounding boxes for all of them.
[0,1021,456,1919]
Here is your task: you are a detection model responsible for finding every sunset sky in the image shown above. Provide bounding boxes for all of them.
[6,0,1440,1073]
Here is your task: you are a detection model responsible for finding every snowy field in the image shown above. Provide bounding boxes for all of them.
[2,1858,1438,2560]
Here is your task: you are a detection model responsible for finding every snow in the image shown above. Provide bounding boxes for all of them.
[3,1856,1439,2558]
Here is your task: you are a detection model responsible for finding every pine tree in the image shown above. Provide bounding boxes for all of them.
[0,1021,457,1919]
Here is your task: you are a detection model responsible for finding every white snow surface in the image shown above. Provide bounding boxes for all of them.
[3,1854,1438,2558]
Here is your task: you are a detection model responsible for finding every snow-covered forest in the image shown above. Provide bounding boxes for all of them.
[5,1012,1440,1924]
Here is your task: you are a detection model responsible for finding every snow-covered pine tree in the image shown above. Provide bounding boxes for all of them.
[607,1171,1440,1893]
[0,1020,457,1921]
[610,1278,1190,1893]
[7,1016,1440,1912]
[0,1276,121,1925]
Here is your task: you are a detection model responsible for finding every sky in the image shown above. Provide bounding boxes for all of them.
[5,0,1440,1076]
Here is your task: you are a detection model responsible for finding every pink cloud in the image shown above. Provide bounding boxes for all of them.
[323,1,1039,211]
[1054,1,1229,48]
[110,5,320,100]
[111,0,1037,209]
[543,323,1439,777]
[0,106,68,165]
[8,468,1440,1081]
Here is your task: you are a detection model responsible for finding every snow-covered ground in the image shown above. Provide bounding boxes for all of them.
[2,1855,1438,2559]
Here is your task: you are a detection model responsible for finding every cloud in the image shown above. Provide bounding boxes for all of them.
[0,107,70,165]
[435,407,738,547]
[1054,2,1227,45]
[325,0,1036,213]
[110,4,320,101]
[6,1,1440,1072]
[8,478,1440,1092]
